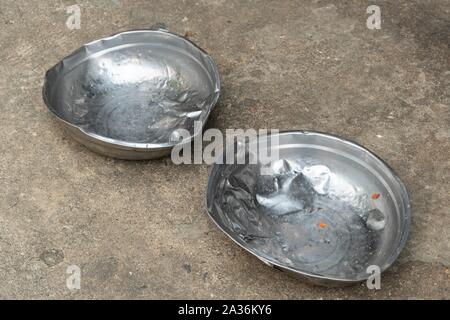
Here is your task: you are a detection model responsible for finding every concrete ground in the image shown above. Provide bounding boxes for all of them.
[0,0,449,299]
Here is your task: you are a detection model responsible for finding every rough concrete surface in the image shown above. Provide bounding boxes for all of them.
[0,0,449,299]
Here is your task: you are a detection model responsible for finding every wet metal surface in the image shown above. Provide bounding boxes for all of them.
[43,29,220,159]
[207,132,411,284]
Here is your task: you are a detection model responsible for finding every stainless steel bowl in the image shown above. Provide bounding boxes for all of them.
[206,131,411,286]
[43,29,220,159]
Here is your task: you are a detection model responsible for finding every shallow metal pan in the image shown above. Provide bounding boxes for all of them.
[206,130,411,286]
[43,29,220,159]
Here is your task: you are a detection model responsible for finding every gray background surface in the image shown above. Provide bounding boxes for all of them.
[0,0,449,298]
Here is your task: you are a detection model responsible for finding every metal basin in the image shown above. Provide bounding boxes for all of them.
[206,131,411,286]
[43,29,220,159]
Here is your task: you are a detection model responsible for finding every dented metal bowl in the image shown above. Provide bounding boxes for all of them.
[43,29,220,159]
[206,131,411,286]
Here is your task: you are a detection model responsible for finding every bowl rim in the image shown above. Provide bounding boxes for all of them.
[43,28,221,151]
[205,129,411,283]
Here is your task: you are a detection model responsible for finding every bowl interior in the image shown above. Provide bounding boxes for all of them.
[44,30,220,145]
[207,132,410,281]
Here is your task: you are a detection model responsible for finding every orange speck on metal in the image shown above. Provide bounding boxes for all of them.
[318,222,328,229]
[372,193,381,200]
